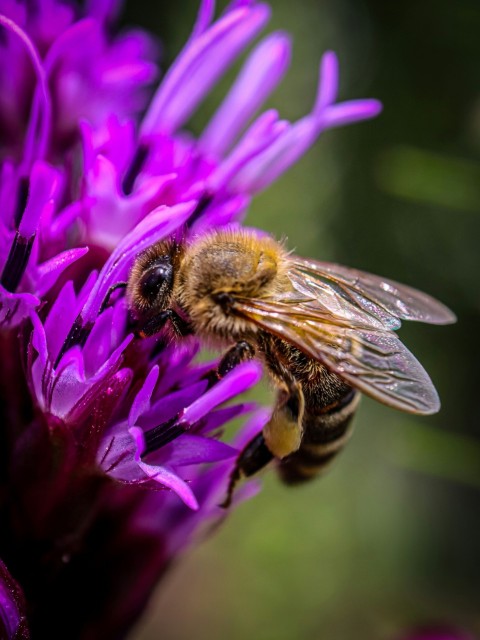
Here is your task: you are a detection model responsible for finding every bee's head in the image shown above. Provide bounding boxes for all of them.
[138,260,173,305]
[127,241,179,317]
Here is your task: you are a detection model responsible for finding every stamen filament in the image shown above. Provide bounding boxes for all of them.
[0,232,34,292]
[54,315,94,368]
[142,415,187,456]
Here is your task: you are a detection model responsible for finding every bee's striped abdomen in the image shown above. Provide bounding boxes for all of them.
[278,390,360,484]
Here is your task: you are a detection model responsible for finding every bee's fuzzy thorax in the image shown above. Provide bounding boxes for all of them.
[175,228,291,340]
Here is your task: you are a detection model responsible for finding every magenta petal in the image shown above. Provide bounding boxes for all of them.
[179,361,262,426]
[161,435,237,466]
[198,402,257,435]
[193,193,251,231]
[200,32,291,157]
[136,459,199,510]
[18,161,60,236]
[143,382,209,429]
[230,54,382,193]
[80,116,136,176]
[85,0,123,24]
[322,99,383,128]
[111,428,200,510]
[50,347,87,417]
[0,162,16,228]
[315,50,339,111]
[227,0,257,8]
[0,287,39,328]
[231,407,272,448]
[30,311,49,372]
[47,201,82,244]
[43,280,78,362]
[207,109,287,192]
[230,115,315,193]
[64,334,133,421]
[98,423,138,478]
[0,559,29,640]
[129,366,160,425]
[101,52,157,86]
[44,16,157,141]
[189,0,216,42]
[129,425,145,457]
[82,307,118,376]
[83,153,176,249]
[35,247,88,296]
[154,343,201,396]
[184,411,269,512]
[0,15,52,169]
[141,4,270,135]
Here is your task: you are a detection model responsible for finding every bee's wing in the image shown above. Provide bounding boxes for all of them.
[291,257,456,330]
[235,297,441,415]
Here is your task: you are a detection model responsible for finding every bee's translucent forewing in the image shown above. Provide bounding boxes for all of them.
[301,321,440,414]
[291,257,456,329]
[235,298,441,415]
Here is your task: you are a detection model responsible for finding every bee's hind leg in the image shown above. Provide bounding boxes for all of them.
[221,375,304,508]
[220,431,273,509]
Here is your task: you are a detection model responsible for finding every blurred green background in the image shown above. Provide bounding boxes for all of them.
[123,1,480,638]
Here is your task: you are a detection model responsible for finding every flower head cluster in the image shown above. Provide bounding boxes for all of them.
[0,0,381,637]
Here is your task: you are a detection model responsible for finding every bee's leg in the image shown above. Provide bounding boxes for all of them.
[99,282,128,313]
[205,340,255,388]
[264,373,305,459]
[220,432,273,508]
[141,341,256,457]
[221,374,304,508]
[137,309,193,338]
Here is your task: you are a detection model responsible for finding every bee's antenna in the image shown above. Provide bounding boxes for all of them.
[219,468,241,509]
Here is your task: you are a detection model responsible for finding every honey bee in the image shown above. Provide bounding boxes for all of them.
[126,228,455,506]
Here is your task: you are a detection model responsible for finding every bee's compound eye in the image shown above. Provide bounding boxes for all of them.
[139,263,173,301]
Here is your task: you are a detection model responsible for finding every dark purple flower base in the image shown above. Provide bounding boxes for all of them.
[0,333,169,639]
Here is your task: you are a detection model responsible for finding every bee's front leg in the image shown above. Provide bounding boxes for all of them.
[137,309,193,338]
[220,431,273,508]
[99,282,128,313]
[221,374,304,508]
[206,340,255,387]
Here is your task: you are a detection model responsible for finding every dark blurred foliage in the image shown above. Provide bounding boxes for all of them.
[122,1,480,639]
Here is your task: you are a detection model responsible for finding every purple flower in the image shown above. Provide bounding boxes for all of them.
[0,0,381,637]
[0,0,157,159]
[0,560,28,640]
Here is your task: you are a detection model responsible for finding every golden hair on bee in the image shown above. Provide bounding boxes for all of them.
[176,228,292,342]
